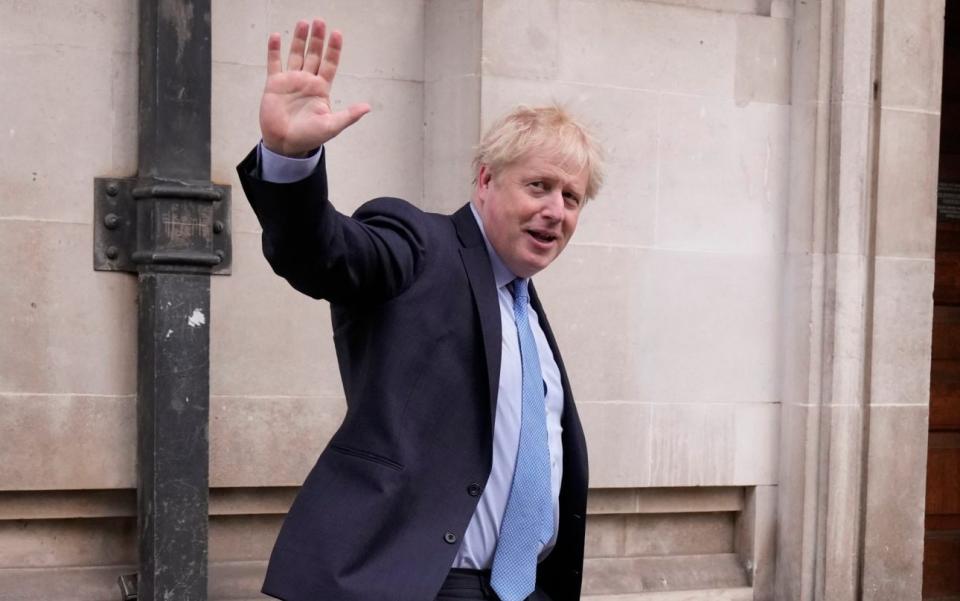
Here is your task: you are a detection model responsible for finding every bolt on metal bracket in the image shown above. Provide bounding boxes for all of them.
[117,573,138,601]
[94,177,232,275]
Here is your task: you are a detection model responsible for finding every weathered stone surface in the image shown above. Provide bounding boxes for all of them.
[582,553,749,595]
[869,257,935,406]
[734,14,791,106]
[557,1,737,97]
[861,405,929,601]
[874,109,940,259]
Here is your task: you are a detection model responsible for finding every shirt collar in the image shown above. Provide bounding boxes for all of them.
[470,203,520,290]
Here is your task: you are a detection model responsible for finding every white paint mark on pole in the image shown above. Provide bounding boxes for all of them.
[187,308,206,328]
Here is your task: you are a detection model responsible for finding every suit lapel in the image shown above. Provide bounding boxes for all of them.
[453,204,502,425]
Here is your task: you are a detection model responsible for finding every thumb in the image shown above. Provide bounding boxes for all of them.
[328,102,371,137]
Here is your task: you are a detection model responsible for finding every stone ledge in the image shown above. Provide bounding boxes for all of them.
[0,488,297,521]
[583,553,749,595]
[588,487,744,515]
[584,588,753,601]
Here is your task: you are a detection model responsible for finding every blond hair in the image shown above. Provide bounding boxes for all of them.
[472,105,605,201]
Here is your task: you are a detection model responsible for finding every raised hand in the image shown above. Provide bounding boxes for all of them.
[260,19,371,157]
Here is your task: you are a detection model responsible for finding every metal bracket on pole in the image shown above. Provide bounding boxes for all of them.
[93,177,231,275]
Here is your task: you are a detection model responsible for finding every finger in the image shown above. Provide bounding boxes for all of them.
[323,103,371,139]
[318,29,344,86]
[266,33,282,76]
[302,19,326,74]
[286,20,309,71]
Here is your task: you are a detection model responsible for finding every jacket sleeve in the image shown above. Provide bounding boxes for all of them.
[236,146,427,305]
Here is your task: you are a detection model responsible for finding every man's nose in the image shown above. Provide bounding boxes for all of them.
[541,190,564,221]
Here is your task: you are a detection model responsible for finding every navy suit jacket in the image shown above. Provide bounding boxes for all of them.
[237,148,589,601]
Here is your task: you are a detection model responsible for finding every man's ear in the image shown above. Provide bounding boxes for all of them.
[478,165,493,190]
[474,164,494,205]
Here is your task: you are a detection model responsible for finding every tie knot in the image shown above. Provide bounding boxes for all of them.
[509,278,529,303]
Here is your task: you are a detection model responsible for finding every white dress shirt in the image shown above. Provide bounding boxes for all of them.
[258,143,564,569]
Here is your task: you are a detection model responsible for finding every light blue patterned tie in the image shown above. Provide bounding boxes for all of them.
[490,278,553,601]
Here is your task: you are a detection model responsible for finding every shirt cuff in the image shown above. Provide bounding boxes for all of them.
[259,142,323,184]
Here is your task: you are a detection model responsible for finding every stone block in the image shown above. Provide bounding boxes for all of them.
[577,402,776,489]
[557,1,736,98]
[479,76,659,246]
[0,517,135,568]
[774,402,819,601]
[212,0,269,67]
[481,0,559,80]
[0,394,135,491]
[423,74,482,213]
[0,45,136,224]
[578,401,652,487]
[0,560,274,601]
[622,512,735,556]
[832,101,873,257]
[827,253,870,407]
[0,222,137,395]
[585,513,627,558]
[861,405,928,601]
[874,108,940,259]
[868,257,935,406]
[734,14,791,106]
[657,95,789,253]
[779,252,818,407]
[266,0,425,82]
[784,102,820,255]
[582,553,748,595]
[209,394,346,488]
[209,514,283,561]
[424,0,482,82]
[542,246,780,407]
[835,0,880,105]
[789,0,825,107]
[648,402,779,487]
[879,0,946,113]
[820,405,865,601]
[210,231,342,398]
[638,250,780,405]
[0,0,137,53]
[0,390,345,491]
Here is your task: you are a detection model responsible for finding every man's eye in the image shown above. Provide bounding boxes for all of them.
[563,193,582,207]
[528,181,546,190]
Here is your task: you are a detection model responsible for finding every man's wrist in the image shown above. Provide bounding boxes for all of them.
[259,142,323,184]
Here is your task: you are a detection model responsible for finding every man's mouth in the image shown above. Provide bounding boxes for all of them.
[526,229,558,244]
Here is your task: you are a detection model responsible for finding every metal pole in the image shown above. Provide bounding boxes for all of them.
[95,1,230,599]
[136,3,213,600]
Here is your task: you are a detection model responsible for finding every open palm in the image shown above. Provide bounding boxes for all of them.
[260,20,370,157]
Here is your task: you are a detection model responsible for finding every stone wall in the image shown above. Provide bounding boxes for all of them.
[1,0,941,600]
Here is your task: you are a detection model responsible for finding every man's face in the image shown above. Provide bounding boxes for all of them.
[474,153,588,278]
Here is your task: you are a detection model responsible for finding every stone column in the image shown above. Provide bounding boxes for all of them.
[777,0,944,599]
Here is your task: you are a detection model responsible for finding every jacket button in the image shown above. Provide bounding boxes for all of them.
[444,532,458,544]
[467,483,482,497]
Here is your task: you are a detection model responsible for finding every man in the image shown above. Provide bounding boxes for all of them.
[237,18,604,601]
